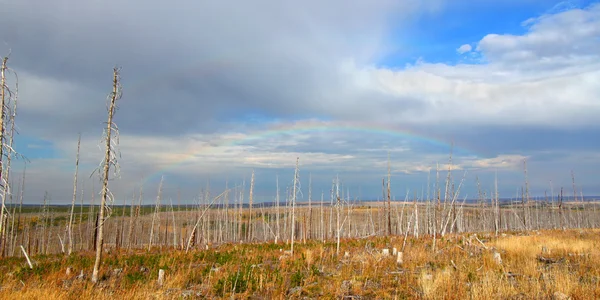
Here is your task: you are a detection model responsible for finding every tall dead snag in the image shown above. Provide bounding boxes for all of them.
[185,190,227,252]
[432,163,440,251]
[149,176,164,251]
[559,187,564,230]
[248,170,254,242]
[127,180,143,250]
[11,164,24,255]
[290,157,299,255]
[67,134,81,255]
[0,56,23,255]
[494,170,500,236]
[387,153,392,236]
[571,170,582,228]
[275,175,280,243]
[92,67,122,283]
[78,180,84,251]
[0,57,11,249]
[308,173,312,241]
[523,159,529,231]
[0,57,7,239]
[335,176,341,255]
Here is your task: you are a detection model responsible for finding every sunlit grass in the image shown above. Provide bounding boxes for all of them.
[1,229,599,299]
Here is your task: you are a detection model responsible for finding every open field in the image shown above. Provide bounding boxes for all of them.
[3,198,599,258]
[1,229,599,299]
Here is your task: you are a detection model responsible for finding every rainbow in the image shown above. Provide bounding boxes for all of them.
[124,59,484,185]
[140,120,483,185]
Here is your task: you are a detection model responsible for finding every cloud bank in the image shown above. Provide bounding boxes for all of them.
[0,1,598,203]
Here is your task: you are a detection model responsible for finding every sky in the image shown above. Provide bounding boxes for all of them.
[0,0,599,204]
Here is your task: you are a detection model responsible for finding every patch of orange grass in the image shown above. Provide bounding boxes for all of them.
[2,229,600,299]
[492,230,599,258]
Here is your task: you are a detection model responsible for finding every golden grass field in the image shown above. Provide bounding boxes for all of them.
[1,229,599,299]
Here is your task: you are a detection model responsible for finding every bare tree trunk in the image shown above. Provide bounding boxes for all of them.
[387,154,392,236]
[494,171,500,236]
[432,163,440,251]
[127,181,143,250]
[185,190,227,252]
[413,194,419,238]
[40,192,48,255]
[3,66,19,257]
[15,164,25,255]
[523,159,530,231]
[238,182,244,243]
[170,197,176,248]
[0,58,8,246]
[559,187,564,230]
[320,191,324,242]
[290,158,299,255]
[308,174,312,241]
[149,176,164,251]
[67,134,81,255]
[78,181,85,251]
[572,171,581,228]
[8,190,16,256]
[92,68,121,283]
[335,176,341,255]
[88,181,95,251]
[275,175,280,243]
[248,171,254,242]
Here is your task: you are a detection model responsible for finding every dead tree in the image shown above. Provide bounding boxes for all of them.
[248,170,254,242]
[0,56,23,255]
[494,171,500,236]
[290,158,299,254]
[127,180,143,250]
[67,134,81,255]
[185,190,228,252]
[335,176,342,255]
[308,173,312,240]
[275,175,280,243]
[387,153,392,236]
[523,159,530,230]
[149,176,164,251]
[92,67,122,283]
[0,57,7,239]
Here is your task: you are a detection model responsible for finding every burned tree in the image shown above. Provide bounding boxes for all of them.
[92,67,122,283]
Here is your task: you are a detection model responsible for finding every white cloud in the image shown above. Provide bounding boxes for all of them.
[478,4,600,63]
[457,44,472,54]
[393,154,527,174]
[346,3,600,128]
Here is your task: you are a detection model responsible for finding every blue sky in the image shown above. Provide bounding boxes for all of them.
[1,0,600,204]
[377,0,596,67]
[13,135,57,160]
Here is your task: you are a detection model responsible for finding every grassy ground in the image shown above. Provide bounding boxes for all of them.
[1,229,599,299]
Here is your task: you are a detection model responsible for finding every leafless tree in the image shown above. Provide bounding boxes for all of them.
[290,158,299,254]
[149,176,164,251]
[92,67,122,283]
[67,134,81,255]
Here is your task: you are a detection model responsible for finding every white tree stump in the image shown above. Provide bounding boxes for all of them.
[158,269,165,287]
[493,252,502,265]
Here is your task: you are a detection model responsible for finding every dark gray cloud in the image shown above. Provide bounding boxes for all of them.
[1,0,426,138]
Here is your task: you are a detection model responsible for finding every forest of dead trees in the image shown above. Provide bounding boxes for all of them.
[0,56,598,265]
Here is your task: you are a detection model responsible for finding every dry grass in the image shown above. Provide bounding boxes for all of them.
[1,229,599,299]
